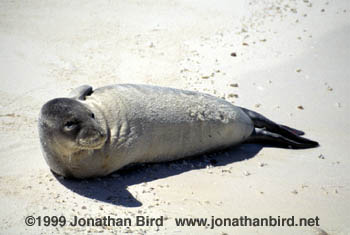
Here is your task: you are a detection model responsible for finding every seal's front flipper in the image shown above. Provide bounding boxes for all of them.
[247,128,319,149]
[69,85,93,100]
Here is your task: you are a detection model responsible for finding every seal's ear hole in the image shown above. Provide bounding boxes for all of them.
[91,113,95,119]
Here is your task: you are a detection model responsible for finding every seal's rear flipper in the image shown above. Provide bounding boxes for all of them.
[280,125,304,136]
[239,107,318,148]
[69,85,93,100]
[247,128,319,149]
[239,107,304,136]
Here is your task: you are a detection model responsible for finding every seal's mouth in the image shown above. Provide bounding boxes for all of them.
[77,129,107,150]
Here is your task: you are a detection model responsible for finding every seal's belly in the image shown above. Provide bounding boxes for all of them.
[86,84,253,168]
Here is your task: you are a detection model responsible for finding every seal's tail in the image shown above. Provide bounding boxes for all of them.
[240,107,319,149]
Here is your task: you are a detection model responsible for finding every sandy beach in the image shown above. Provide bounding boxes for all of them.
[0,0,349,234]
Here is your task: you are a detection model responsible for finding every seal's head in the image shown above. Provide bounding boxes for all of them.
[39,98,107,152]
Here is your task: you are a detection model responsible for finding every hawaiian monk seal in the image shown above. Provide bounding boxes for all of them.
[38,84,318,179]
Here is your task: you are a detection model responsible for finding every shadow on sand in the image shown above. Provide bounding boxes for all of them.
[55,144,266,207]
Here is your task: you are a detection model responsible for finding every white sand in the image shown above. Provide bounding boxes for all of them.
[0,0,349,234]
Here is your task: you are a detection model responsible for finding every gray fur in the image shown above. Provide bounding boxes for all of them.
[39,84,254,178]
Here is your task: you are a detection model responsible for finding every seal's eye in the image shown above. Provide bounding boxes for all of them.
[64,121,78,132]
[91,113,95,119]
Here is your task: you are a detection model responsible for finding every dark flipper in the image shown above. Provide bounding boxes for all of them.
[240,107,319,149]
[280,125,304,136]
[247,128,319,149]
[69,85,93,100]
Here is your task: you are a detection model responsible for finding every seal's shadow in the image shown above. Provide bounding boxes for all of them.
[55,144,263,207]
